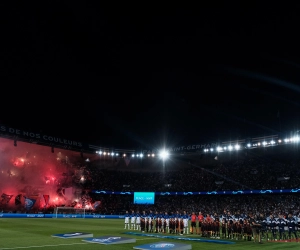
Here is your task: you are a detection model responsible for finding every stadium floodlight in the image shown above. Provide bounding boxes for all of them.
[234,144,240,150]
[270,140,275,145]
[247,143,251,148]
[159,149,169,160]
[228,145,233,151]
[262,141,267,146]
[216,146,222,152]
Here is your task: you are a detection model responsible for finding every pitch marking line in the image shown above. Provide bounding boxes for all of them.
[0,243,88,250]
[136,238,157,240]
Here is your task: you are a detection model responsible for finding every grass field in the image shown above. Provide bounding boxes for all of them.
[0,218,299,250]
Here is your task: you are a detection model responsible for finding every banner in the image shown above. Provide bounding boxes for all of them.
[1,193,13,204]
[62,187,73,200]
[92,188,300,195]
[93,201,101,209]
[0,124,85,152]
[24,197,36,210]
[215,181,224,185]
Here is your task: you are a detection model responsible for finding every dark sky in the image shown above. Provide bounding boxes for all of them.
[1,3,300,151]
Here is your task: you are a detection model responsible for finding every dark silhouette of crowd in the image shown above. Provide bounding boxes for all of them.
[75,145,300,216]
[79,146,300,192]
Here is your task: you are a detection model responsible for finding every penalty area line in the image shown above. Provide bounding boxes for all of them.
[0,243,88,250]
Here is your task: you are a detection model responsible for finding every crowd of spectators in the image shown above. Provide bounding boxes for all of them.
[76,146,300,215]
[2,144,300,216]
[90,193,300,217]
[78,153,300,192]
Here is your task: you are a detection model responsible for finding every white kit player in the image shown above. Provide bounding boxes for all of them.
[135,210,141,230]
[164,211,170,233]
[130,210,136,230]
[124,210,130,229]
[183,210,189,234]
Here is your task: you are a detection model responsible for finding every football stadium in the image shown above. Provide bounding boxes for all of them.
[1,124,300,250]
[2,3,300,250]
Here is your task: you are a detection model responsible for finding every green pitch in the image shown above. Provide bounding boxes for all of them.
[0,218,299,250]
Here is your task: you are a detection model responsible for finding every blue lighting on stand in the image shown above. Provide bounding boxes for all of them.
[92,188,300,195]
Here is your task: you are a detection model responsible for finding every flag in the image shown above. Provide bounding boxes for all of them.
[93,201,101,209]
[1,193,13,204]
[24,197,36,210]
[43,195,50,206]
[15,194,22,205]
[62,187,73,200]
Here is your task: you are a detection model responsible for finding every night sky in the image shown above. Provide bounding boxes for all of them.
[2,3,300,151]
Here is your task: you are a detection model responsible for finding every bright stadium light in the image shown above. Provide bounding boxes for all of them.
[235,144,240,150]
[228,145,233,151]
[159,149,169,160]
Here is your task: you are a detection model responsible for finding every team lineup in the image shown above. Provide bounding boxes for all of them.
[124,210,300,243]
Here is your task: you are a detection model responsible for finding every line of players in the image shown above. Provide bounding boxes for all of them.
[124,210,300,241]
[124,210,190,235]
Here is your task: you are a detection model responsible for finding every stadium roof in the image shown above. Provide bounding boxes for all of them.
[2,3,300,151]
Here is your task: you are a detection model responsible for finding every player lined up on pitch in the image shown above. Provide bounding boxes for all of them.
[123,209,300,242]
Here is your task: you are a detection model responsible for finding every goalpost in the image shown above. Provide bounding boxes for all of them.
[53,207,86,218]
